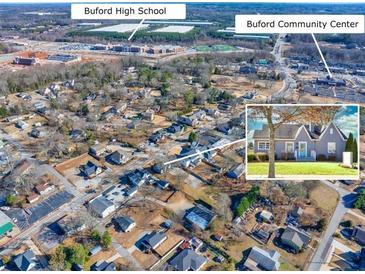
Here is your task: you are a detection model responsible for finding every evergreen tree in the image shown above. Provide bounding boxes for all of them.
[345,133,353,151]
[352,138,358,162]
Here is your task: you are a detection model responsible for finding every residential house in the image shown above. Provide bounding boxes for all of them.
[155,180,169,190]
[30,128,44,138]
[89,144,106,158]
[88,196,116,218]
[142,109,155,121]
[291,206,304,219]
[80,161,102,178]
[16,120,28,130]
[13,250,36,271]
[170,249,208,271]
[124,186,138,197]
[253,122,347,161]
[359,248,365,271]
[244,246,280,271]
[141,231,167,251]
[177,116,199,127]
[280,225,312,252]
[352,225,365,245]
[0,211,13,239]
[35,183,55,196]
[127,169,150,187]
[89,245,102,256]
[226,164,245,179]
[166,123,184,134]
[184,204,216,230]
[113,216,136,232]
[259,210,274,223]
[57,215,87,236]
[27,193,40,204]
[90,261,116,271]
[106,151,127,165]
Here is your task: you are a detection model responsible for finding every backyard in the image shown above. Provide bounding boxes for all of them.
[246,162,358,176]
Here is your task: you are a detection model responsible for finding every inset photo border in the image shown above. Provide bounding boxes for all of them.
[245,103,360,180]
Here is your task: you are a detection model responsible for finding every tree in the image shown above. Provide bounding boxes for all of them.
[354,189,365,211]
[352,138,358,163]
[5,194,16,206]
[49,246,67,271]
[91,229,101,242]
[66,244,88,267]
[188,131,198,143]
[249,106,340,178]
[101,231,112,249]
[345,133,354,152]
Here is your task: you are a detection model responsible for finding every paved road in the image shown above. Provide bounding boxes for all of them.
[270,34,297,101]
[307,180,355,271]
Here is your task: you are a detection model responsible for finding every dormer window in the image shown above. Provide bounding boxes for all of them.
[330,128,333,135]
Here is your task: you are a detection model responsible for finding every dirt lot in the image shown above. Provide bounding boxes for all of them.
[211,74,283,100]
[308,182,339,213]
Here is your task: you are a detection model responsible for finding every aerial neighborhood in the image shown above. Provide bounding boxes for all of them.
[0,1,365,272]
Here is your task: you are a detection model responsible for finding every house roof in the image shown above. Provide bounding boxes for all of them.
[184,204,215,230]
[13,250,36,271]
[89,196,114,216]
[106,151,123,165]
[90,261,116,271]
[353,225,365,242]
[245,246,280,271]
[170,249,207,271]
[80,161,99,177]
[281,225,311,250]
[253,122,347,141]
[114,216,135,232]
[142,231,167,249]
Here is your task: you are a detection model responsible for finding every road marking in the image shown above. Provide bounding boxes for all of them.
[163,138,246,166]
[128,19,145,41]
[311,33,333,79]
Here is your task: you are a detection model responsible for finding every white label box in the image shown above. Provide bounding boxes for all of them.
[235,14,365,34]
[71,4,186,20]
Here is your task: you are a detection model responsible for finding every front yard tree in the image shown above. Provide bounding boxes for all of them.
[101,231,112,249]
[345,133,354,152]
[250,106,340,178]
[352,138,358,162]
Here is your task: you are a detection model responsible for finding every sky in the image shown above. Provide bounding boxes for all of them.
[247,105,359,142]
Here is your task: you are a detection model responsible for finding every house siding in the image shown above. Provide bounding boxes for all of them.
[253,123,347,161]
[315,124,346,161]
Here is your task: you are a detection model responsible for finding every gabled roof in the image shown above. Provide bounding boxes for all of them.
[184,204,216,230]
[13,250,36,271]
[106,151,123,165]
[253,122,347,141]
[245,246,280,271]
[141,231,167,249]
[89,196,114,215]
[170,249,207,271]
[80,161,99,177]
[281,225,311,250]
[90,261,116,271]
[353,225,365,242]
[114,216,135,232]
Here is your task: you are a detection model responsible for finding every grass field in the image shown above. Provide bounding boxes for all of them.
[194,44,237,52]
[247,162,358,176]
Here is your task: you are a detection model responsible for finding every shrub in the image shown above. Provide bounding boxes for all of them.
[317,154,327,161]
[247,154,256,162]
[255,153,269,162]
[328,155,337,162]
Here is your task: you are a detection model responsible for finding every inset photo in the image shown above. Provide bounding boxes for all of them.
[246,104,360,180]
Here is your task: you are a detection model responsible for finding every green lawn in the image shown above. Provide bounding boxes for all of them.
[194,44,237,52]
[247,162,358,176]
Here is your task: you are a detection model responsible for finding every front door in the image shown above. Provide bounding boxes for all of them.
[298,142,307,158]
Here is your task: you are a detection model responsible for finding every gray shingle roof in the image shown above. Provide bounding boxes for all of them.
[170,249,207,271]
[13,250,36,271]
[142,231,167,249]
[245,246,280,271]
[281,225,311,250]
[89,196,114,216]
[114,216,135,232]
[253,124,301,139]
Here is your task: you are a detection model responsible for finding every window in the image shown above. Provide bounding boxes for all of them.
[328,142,336,154]
[258,141,270,150]
[330,128,334,135]
[285,142,294,153]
